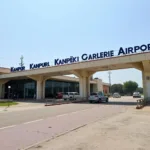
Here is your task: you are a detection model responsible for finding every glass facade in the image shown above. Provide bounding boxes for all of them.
[90,84,94,93]
[5,79,36,99]
[45,80,79,98]
[4,79,94,99]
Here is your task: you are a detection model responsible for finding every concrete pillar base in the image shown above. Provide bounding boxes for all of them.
[142,71,150,101]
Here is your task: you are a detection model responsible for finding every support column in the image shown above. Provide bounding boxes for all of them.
[42,80,46,99]
[72,70,95,99]
[141,61,150,101]
[142,71,150,101]
[0,80,9,99]
[28,76,45,100]
[0,84,4,99]
[79,76,90,98]
[36,80,44,100]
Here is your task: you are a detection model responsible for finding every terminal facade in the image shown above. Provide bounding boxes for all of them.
[0,45,150,101]
[0,68,109,99]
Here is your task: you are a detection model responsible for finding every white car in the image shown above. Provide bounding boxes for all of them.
[63,92,80,100]
[88,92,108,103]
[113,93,121,98]
[133,92,141,98]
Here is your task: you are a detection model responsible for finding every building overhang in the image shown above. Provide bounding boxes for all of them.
[0,67,10,74]
[0,52,149,80]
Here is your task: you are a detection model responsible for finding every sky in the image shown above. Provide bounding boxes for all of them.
[0,0,150,87]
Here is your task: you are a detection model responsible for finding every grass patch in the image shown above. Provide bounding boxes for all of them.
[0,101,18,106]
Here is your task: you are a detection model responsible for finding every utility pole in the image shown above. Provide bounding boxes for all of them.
[19,55,24,67]
[108,71,112,95]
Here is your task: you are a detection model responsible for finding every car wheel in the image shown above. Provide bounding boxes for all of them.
[89,101,92,103]
[99,99,101,103]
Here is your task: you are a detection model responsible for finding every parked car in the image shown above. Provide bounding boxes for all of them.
[133,92,141,98]
[63,92,80,100]
[113,92,121,98]
[55,92,63,99]
[88,92,108,103]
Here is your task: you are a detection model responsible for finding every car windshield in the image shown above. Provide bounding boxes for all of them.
[114,93,119,95]
[98,91,104,96]
[64,93,68,95]
[134,92,139,94]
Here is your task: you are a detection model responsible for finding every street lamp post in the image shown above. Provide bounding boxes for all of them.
[8,86,11,107]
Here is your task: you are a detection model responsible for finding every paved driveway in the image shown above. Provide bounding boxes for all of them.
[0,96,138,150]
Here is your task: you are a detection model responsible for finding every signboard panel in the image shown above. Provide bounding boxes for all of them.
[10,43,150,72]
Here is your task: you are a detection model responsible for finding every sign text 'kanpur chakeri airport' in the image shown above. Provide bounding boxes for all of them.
[10,43,150,72]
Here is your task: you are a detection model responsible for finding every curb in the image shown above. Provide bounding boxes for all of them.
[72,100,88,103]
[45,100,88,106]
[45,102,71,106]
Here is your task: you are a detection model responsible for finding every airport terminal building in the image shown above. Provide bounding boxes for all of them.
[1,43,150,101]
[0,67,110,99]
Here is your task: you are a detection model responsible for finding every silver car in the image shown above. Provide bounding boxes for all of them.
[133,92,141,98]
[88,92,108,103]
[113,93,121,98]
[63,92,80,100]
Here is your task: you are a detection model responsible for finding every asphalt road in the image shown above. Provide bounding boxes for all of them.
[0,97,137,150]
[0,103,98,127]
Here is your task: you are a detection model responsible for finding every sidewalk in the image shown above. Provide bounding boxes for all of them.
[28,106,150,150]
[0,102,45,113]
[0,98,87,113]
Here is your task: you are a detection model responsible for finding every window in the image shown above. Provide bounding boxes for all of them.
[75,92,79,95]
[5,79,36,99]
[91,93,97,95]
[63,82,69,92]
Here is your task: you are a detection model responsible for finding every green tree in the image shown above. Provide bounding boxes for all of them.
[136,87,143,94]
[123,81,138,95]
[111,84,124,95]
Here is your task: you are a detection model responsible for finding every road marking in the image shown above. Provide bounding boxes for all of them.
[71,111,78,114]
[56,107,96,117]
[57,114,67,117]
[24,119,43,124]
[0,107,96,131]
[71,109,87,114]
[0,125,16,130]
